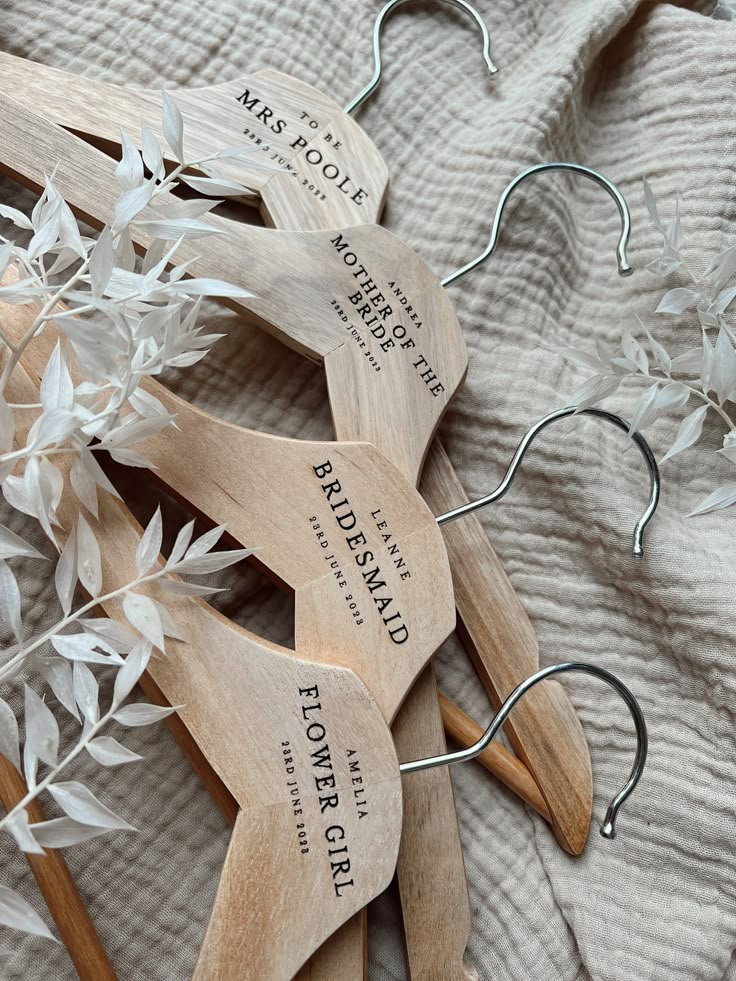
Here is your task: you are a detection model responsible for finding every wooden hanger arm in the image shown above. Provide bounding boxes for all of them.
[0,52,163,160]
[0,758,117,980]
[420,439,593,855]
[392,667,478,981]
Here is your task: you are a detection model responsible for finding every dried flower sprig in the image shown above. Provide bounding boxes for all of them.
[0,93,258,637]
[0,96,262,939]
[0,509,252,940]
[560,178,736,515]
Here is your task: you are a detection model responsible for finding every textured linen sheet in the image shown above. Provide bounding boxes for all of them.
[1,0,735,978]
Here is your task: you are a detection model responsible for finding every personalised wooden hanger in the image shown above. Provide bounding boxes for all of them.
[0,292,556,981]
[0,1,496,233]
[6,357,649,981]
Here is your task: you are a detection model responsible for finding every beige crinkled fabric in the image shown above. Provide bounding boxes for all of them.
[1,0,736,978]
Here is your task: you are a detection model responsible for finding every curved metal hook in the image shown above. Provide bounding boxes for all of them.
[400,661,648,839]
[435,406,660,559]
[441,162,633,288]
[345,0,497,116]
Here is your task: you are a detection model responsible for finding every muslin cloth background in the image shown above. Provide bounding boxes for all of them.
[0,0,735,978]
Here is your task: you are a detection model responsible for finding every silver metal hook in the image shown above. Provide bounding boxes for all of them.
[400,661,647,839]
[440,162,633,288]
[345,0,497,116]
[435,406,660,559]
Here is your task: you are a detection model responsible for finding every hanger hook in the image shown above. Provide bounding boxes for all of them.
[435,406,660,558]
[400,661,647,839]
[345,0,497,116]
[441,162,633,288]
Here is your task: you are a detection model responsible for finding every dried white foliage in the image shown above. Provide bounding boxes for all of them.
[0,510,252,939]
[0,98,259,938]
[561,178,736,516]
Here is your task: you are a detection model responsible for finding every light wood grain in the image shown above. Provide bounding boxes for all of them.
[0,757,117,980]
[0,102,593,850]
[0,92,594,973]
[421,441,592,854]
[0,55,389,229]
[3,314,457,728]
[7,358,404,981]
[392,667,477,981]
[5,305,553,979]
[293,912,366,981]
[0,97,475,977]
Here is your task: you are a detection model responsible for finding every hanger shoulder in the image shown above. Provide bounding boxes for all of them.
[320,223,468,483]
[0,51,161,149]
[293,911,366,981]
[246,70,388,230]
[195,763,399,981]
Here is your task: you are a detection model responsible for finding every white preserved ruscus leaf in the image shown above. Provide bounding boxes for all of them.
[0,560,23,643]
[135,506,162,577]
[0,524,45,561]
[54,523,77,616]
[0,695,21,770]
[113,639,152,707]
[47,780,135,830]
[29,817,110,849]
[73,661,100,724]
[24,684,59,768]
[660,405,708,465]
[113,702,178,727]
[35,657,80,723]
[161,90,184,163]
[86,736,143,766]
[50,632,123,666]
[655,288,697,315]
[689,484,736,516]
[40,341,74,412]
[76,514,102,597]
[0,884,56,941]
[122,592,165,651]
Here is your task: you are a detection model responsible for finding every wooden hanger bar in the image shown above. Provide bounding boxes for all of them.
[7,358,404,981]
[0,55,390,230]
[437,693,551,821]
[0,757,117,979]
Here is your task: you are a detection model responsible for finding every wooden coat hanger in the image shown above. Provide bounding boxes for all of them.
[5,357,403,979]
[0,295,501,981]
[0,0,496,233]
[6,354,650,981]
[0,62,390,232]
